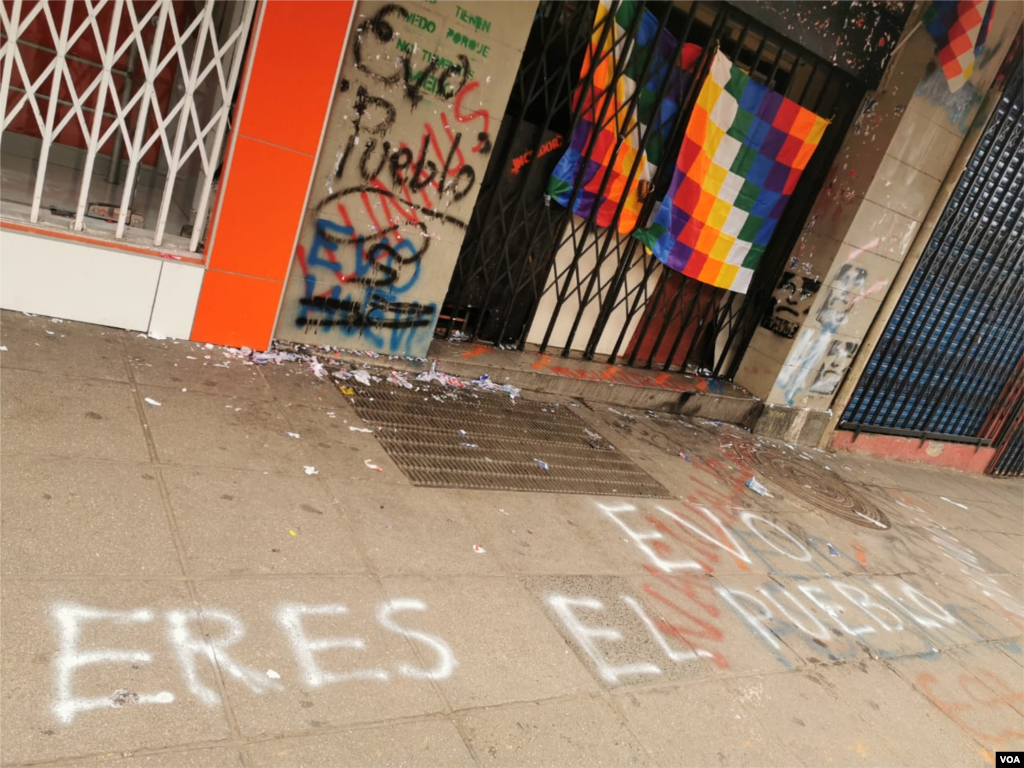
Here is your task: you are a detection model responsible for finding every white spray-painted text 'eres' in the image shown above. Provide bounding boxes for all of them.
[51,600,455,723]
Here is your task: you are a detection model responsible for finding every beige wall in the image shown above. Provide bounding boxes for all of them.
[735,0,1023,410]
[274,0,536,356]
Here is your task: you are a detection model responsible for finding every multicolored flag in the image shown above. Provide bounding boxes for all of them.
[546,0,702,234]
[634,51,828,295]
[923,0,996,93]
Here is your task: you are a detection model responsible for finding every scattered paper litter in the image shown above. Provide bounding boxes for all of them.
[353,369,372,386]
[45,330,55,335]
[143,397,162,407]
[414,361,520,400]
[0,346,7,352]
[309,359,327,379]
[473,544,486,554]
[364,459,383,471]
[745,477,772,497]
[285,432,301,439]
[386,370,414,389]
[940,496,969,510]
[147,330,167,340]
[266,669,281,679]
[349,426,374,433]
[469,373,520,400]
[303,466,319,475]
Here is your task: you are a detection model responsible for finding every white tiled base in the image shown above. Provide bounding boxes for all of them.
[150,261,204,340]
[0,228,204,338]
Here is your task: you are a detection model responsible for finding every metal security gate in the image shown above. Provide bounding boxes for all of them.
[841,65,1024,470]
[0,0,255,251]
[438,0,862,377]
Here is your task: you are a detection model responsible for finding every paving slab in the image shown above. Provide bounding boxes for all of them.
[0,455,181,577]
[523,574,716,688]
[381,575,601,709]
[0,579,232,765]
[247,719,474,767]
[611,677,804,767]
[124,335,274,401]
[334,487,504,576]
[0,313,129,383]
[1,368,150,462]
[190,577,446,738]
[161,466,366,576]
[141,386,308,472]
[81,747,246,768]
[817,660,990,768]
[455,694,652,767]
[725,668,903,766]
[887,651,1024,755]
[454,490,630,576]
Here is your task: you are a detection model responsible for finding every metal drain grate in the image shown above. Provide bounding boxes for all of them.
[347,386,672,497]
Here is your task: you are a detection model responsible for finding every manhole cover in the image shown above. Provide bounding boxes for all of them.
[347,385,672,497]
[730,443,891,529]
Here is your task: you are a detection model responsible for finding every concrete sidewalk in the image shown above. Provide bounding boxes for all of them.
[1,309,1022,768]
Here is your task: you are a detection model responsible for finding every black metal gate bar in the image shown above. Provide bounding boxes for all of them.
[555,1,706,357]
[841,64,1024,448]
[439,1,603,341]
[591,9,730,365]
[569,2,717,359]
[534,0,718,356]
[441,0,864,380]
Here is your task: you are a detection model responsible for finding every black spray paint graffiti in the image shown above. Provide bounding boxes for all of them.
[295,3,492,355]
[761,270,822,338]
[353,5,471,107]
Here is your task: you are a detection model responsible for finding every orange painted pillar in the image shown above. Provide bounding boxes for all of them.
[190,0,354,350]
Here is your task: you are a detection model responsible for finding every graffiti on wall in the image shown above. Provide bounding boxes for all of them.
[760,271,823,339]
[775,253,886,405]
[282,2,529,357]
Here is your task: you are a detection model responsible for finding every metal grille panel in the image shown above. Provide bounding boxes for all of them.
[0,0,254,250]
[439,0,864,380]
[841,66,1024,449]
[348,385,672,497]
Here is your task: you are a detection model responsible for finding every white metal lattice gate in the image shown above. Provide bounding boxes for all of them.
[0,0,255,252]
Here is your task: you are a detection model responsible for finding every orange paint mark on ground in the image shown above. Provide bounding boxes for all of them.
[532,354,553,370]
[459,344,492,359]
[853,542,868,568]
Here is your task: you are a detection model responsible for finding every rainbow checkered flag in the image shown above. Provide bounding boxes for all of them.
[635,52,828,294]
[546,0,702,234]
[924,0,996,93]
